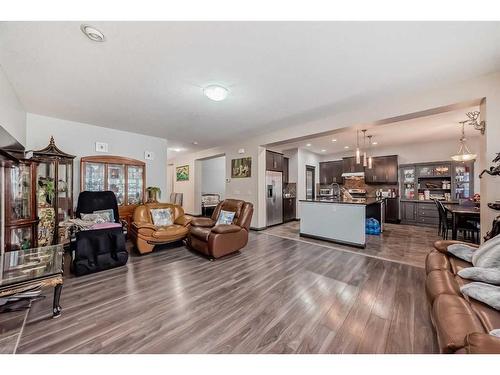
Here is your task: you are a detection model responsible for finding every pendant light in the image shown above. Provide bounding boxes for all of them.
[451,121,477,162]
[362,130,367,167]
[368,135,373,169]
[355,130,361,164]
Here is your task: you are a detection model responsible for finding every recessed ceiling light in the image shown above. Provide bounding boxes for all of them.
[80,24,105,42]
[306,143,312,147]
[344,146,350,149]
[321,149,326,152]
[192,141,199,145]
[203,85,229,101]
[331,139,337,142]
[372,141,378,145]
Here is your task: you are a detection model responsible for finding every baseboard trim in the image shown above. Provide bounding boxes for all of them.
[250,226,268,231]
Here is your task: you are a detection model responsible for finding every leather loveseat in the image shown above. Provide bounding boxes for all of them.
[130,203,192,254]
[187,199,253,259]
[425,239,500,353]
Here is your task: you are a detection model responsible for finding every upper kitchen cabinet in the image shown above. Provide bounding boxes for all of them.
[283,157,289,183]
[320,160,343,184]
[266,150,284,172]
[342,157,364,174]
[365,155,398,184]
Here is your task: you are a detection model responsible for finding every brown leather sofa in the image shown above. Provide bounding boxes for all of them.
[425,239,500,353]
[130,203,192,254]
[187,199,253,259]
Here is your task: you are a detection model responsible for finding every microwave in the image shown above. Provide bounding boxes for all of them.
[319,188,334,196]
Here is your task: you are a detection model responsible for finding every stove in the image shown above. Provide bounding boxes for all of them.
[347,188,367,199]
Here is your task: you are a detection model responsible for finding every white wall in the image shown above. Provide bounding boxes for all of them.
[321,137,482,193]
[26,113,168,205]
[0,65,26,146]
[296,148,320,217]
[201,156,226,198]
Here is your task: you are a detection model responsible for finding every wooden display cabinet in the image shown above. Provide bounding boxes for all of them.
[4,160,38,252]
[32,137,76,246]
[80,156,146,231]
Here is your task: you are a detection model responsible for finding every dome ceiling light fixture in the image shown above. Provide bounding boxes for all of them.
[203,85,229,101]
[451,120,477,162]
[80,24,105,42]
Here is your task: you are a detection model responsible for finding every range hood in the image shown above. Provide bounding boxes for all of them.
[341,172,365,178]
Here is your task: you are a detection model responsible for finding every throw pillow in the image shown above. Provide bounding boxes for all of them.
[458,267,500,285]
[448,243,475,262]
[216,210,236,225]
[490,329,500,338]
[460,282,500,311]
[471,234,500,265]
[472,235,500,269]
[150,208,173,227]
[93,209,115,223]
[81,213,106,224]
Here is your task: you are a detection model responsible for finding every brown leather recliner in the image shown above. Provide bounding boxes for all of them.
[187,199,253,259]
[425,239,500,354]
[130,203,192,254]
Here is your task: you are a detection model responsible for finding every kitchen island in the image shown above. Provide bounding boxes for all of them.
[299,198,384,248]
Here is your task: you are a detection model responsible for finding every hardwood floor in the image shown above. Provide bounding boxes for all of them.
[263,221,441,268]
[0,229,438,354]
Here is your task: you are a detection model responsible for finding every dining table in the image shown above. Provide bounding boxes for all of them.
[444,202,480,241]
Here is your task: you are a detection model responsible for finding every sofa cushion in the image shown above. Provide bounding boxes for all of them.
[448,243,475,262]
[464,332,500,354]
[425,270,461,304]
[460,282,500,311]
[151,224,188,239]
[449,257,472,275]
[432,294,485,353]
[469,299,500,332]
[150,208,173,227]
[472,234,500,266]
[216,210,236,225]
[190,226,211,242]
[425,250,450,274]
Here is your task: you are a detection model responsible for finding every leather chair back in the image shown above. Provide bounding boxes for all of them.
[76,191,120,223]
[133,203,185,224]
[210,199,253,230]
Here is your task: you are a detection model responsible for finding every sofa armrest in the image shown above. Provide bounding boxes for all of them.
[175,215,192,227]
[464,333,500,354]
[211,224,241,234]
[132,221,157,230]
[191,217,215,227]
[434,240,479,254]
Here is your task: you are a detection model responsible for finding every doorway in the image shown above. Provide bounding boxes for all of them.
[306,165,315,200]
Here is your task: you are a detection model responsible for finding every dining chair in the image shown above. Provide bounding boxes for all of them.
[436,200,452,239]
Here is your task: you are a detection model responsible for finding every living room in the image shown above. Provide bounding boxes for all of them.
[1,2,500,374]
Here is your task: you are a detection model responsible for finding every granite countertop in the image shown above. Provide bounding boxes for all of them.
[299,197,383,206]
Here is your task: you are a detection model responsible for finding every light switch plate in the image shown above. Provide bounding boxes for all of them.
[144,151,154,160]
[95,142,108,153]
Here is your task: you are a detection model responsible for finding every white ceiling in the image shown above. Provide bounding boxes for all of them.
[274,106,481,155]
[1,22,500,154]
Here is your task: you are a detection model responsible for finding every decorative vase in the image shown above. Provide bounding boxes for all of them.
[147,190,159,203]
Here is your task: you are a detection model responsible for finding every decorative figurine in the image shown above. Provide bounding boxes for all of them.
[479,153,500,178]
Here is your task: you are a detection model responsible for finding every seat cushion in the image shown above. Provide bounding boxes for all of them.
[425,270,461,304]
[450,257,472,275]
[469,299,500,332]
[189,226,211,242]
[425,250,451,274]
[432,294,485,353]
[151,224,188,240]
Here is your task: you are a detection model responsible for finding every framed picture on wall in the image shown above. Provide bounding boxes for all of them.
[231,157,252,178]
[176,165,190,181]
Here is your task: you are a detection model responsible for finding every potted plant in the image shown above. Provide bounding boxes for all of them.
[146,186,161,203]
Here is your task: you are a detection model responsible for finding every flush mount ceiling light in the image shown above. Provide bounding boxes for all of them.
[344,146,350,149]
[306,143,312,147]
[321,149,326,152]
[331,138,337,142]
[451,120,477,162]
[203,85,229,101]
[80,24,105,42]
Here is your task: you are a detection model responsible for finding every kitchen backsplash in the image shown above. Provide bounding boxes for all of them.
[283,183,296,198]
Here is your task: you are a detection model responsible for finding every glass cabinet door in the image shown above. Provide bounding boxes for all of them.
[36,161,56,247]
[57,161,73,221]
[84,162,105,191]
[127,165,144,205]
[9,163,33,221]
[9,226,34,251]
[433,164,451,177]
[108,164,125,205]
[454,164,471,200]
[401,167,416,200]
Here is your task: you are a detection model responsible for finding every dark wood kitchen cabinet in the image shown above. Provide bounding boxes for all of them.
[283,157,289,183]
[365,155,398,184]
[384,197,400,224]
[320,160,343,184]
[283,197,296,222]
[342,157,364,174]
[400,201,417,223]
[266,150,283,172]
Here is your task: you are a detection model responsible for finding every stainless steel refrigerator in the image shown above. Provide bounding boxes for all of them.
[266,171,283,226]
